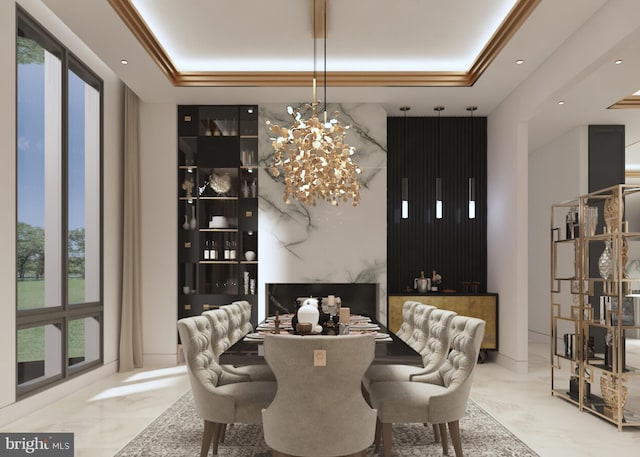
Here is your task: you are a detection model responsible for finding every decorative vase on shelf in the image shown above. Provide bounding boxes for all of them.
[604,187,623,233]
[598,240,614,279]
[414,271,429,293]
[600,373,628,421]
[182,215,190,230]
[189,206,197,230]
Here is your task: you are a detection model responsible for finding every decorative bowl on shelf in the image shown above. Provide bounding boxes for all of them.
[209,216,228,228]
[209,172,231,195]
[244,250,256,261]
[600,373,628,420]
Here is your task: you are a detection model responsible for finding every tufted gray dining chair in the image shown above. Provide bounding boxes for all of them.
[262,333,377,457]
[221,300,254,344]
[394,300,422,342]
[362,307,456,390]
[403,303,435,352]
[202,308,233,359]
[368,316,485,457]
[203,306,275,382]
[177,315,276,457]
[362,306,456,442]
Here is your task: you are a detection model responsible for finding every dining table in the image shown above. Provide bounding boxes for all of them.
[218,313,423,367]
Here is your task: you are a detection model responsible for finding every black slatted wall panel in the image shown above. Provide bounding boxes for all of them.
[387,116,487,293]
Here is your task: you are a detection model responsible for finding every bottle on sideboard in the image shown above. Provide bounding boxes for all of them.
[209,240,217,260]
[230,240,237,259]
[224,239,230,260]
[204,239,210,260]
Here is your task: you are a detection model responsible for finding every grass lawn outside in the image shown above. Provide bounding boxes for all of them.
[17,278,88,362]
[17,277,86,310]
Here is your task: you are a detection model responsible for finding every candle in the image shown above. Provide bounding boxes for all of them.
[339,307,350,323]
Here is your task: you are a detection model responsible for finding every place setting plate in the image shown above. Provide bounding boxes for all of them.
[257,322,293,331]
[349,322,380,331]
[265,314,295,321]
[245,330,293,340]
[347,330,391,340]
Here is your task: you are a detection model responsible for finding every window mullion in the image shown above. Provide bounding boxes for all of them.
[61,47,69,379]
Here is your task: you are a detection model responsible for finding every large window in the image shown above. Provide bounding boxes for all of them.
[16,9,103,396]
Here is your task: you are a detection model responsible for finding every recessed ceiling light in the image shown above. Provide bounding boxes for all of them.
[515,59,524,65]
[121,59,128,65]
[247,108,254,114]
[558,101,565,105]
[615,59,623,65]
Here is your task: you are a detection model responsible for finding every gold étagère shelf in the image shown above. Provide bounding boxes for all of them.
[551,184,640,430]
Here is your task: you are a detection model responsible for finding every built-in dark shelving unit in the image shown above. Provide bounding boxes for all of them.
[177,105,259,326]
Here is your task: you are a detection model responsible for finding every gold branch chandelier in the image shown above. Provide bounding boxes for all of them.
[266,0,361,207]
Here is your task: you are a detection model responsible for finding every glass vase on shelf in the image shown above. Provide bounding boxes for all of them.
[585,205,598,236]
[598,240,614,280]
[241,179,250,198]
[566,207,578,239]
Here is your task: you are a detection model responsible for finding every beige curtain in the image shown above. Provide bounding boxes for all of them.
[119,86,143,371]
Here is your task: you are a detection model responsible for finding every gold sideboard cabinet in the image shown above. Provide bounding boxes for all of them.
[388,293,498,362]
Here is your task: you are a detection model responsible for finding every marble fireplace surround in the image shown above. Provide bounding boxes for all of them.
[265,282,379,318]
[257,103,388,323]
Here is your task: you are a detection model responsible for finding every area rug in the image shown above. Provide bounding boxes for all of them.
[115,390,538,457]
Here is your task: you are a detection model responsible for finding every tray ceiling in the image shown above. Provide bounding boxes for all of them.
[108,0,537,87]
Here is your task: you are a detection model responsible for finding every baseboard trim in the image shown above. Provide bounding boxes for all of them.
[528,329,549,344]
[494,352,529,374]
[143,353,179,368]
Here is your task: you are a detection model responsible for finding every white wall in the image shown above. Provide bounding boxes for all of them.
[0,0,123,423]
[528,126,588,341]
[487,116,530,372]
[139,103,178,366]
[487,0,640,373]
[258,103,387,323]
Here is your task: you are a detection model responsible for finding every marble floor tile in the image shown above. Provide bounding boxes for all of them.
[471,342,640,457]
[2,344,640,456]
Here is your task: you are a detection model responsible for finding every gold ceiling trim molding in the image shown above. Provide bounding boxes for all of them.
[468,0,541,85]
[108,0,539,88]
[609,96,640,109]
[107,0,179,85]
[175,71,471,87]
